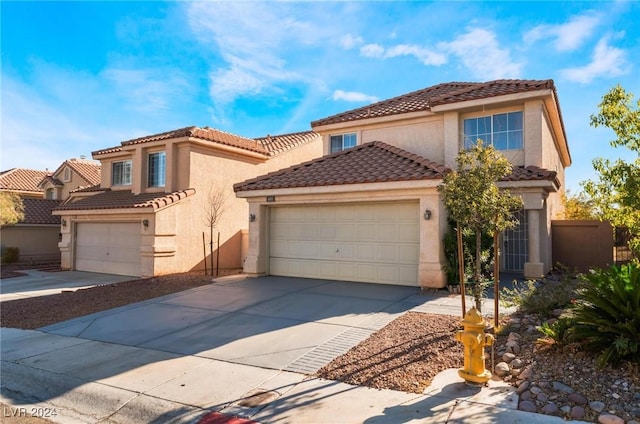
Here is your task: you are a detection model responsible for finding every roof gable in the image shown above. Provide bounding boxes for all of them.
[234,141,449,192]
[311,79,556,127]
[0,168,49,194]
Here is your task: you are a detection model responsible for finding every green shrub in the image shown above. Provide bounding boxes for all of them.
[536,317,574,349]
[569,263,640,367]
[500,275,581,317]
[1,246,19,264]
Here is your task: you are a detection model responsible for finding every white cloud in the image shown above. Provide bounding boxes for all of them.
[524,12,600,52]
[560,36,629,84]
[440,28,522,80]
[332,90,379,103]
[360,43,446,66]
[340,33,364,50]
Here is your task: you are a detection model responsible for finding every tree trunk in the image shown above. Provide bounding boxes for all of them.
[475,229,482,311]
[457,223,466,317]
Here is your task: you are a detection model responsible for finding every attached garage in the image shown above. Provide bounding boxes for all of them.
[269,202,420,286]
[75,222,141,276]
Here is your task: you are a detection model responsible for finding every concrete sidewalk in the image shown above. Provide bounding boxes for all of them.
[1,275,578,424]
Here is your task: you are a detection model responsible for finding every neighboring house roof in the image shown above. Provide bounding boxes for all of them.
[93,127,319,158]
[0,168,49,194]
[49,158,102,187]
[234,141,450,192]
[311,79,558,127]
[70,184,105,193]
[19,199,61,225]
[39,175,63,187]
[55,188,196,211]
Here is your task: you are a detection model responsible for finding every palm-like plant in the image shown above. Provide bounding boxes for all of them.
[570,263,640,367]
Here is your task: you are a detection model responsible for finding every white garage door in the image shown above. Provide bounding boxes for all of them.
[270,202,419,286]
[75,222,141,276]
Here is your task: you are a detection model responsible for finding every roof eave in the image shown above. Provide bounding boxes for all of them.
[312,110,435,132]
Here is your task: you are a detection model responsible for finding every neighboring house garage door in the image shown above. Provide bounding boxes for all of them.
[75,222,141,276]
[269,202,419,286]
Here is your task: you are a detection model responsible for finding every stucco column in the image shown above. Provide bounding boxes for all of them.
[522,192,545,279]
[418,195,447,289]
[243,202,267,275]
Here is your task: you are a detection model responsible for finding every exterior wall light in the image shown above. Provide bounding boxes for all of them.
[249,213,256,222]
[61,218,67,227]
[424,209,432,220]
[142,219,149,229]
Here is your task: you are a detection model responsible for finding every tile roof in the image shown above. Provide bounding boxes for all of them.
[93,127,319,158]
[503,166,560,187]
[234,141,450,192]
[39,175,63,187]
[0,168,49,194]
[20,199,62,225]
[55,188,195,212]
[311,79,556,127]
[61,158,102,186]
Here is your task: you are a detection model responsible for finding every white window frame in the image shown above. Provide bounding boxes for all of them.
[112,160,132,186]
[147,151,166,188]
[463,111,523,151]
[330,133,357,153]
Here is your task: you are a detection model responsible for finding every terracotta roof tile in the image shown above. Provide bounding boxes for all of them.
[255,131,320,155]
[20,198,61,225]
[0,168,49,193]
[312,79,556,127]
[62,158,102,186]
[39,175,63,188]
[93,127,318,158]
[70,184,106,193]
[55,188,195,212]
[234,141,449,192]
[504,166,560,187]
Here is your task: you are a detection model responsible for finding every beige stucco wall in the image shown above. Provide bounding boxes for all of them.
[1,225,60,263]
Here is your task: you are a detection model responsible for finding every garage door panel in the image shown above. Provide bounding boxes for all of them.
[76,223,140,276]
[269,202,419,286]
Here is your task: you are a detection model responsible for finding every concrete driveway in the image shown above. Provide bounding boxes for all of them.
[0,270,137,302]
[1,275,538,424]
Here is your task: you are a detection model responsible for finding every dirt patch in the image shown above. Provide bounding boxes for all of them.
[0,269,241,329]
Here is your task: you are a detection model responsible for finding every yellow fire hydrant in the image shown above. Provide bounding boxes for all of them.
[455,307,494,385]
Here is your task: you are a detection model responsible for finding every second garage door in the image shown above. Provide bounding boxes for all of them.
[269,202,419,286]
[75,222,141,276]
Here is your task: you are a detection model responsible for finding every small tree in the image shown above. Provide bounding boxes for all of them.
[0,192,25,226]
[583,84,640,258]
[439,141,523,312]
[203,185,228,275]
[559,190,597,220]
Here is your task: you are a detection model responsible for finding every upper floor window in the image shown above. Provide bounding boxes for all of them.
[112,160,132,186]
[463,111,523,151]
[148,151,166,187]
[46,188,56,199]
[330,133,357,153]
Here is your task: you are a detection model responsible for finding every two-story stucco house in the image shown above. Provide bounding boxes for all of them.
[54,127,321,277]
[234,79,571,288]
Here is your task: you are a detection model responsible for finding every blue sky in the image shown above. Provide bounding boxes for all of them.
[1,1,638,192]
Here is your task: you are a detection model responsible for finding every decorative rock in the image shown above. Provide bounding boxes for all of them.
[571,406,586,419]
[530,387,543,395]
[630,407,640,418]
[590,401,606,413]
[516,381,530,395]
[519,367,533,380]
[505,340,521,354]
[508,332,522,341]
[511,358,524,369]
[552,308,564,316]
[568,393,588,405]
[538,381,550,389]
[537,392,549,403]
[495,362,510,377]
[520,391,534,401]
[552,381,574,394]
[598,414,624,424]
[519,400,537,412]
[502,352,516,363]
[561,405,571,414]
[628,421,640,424]
[542,403,559,415]
[510,368,521,377]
